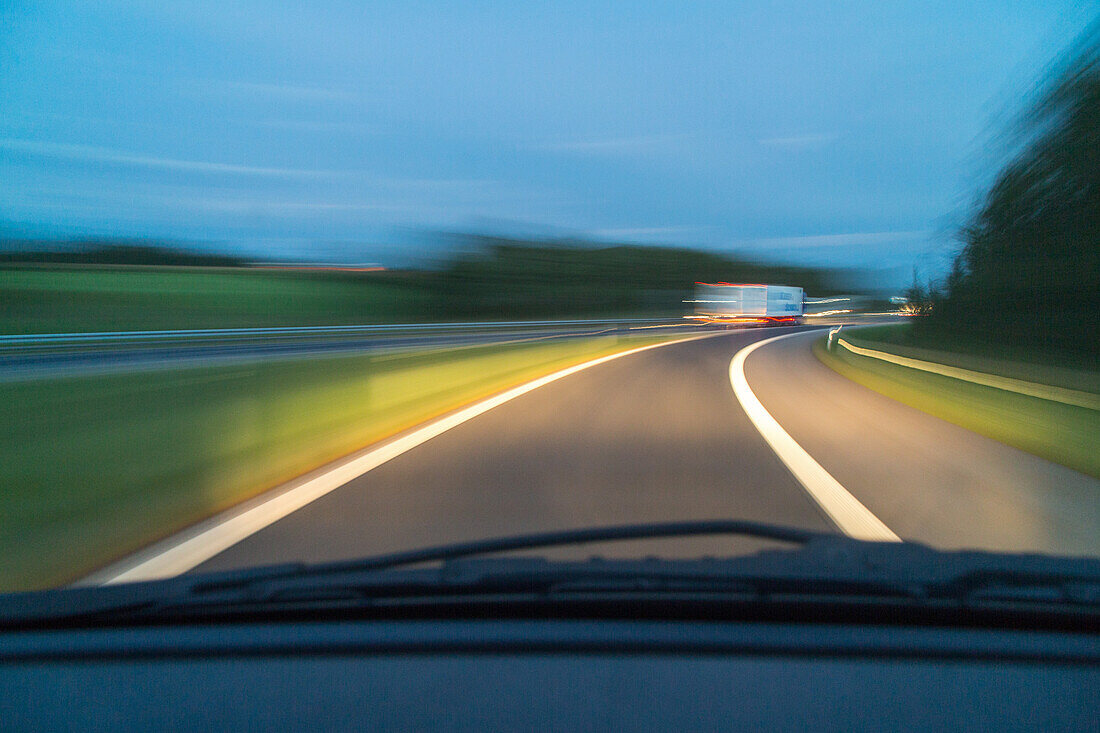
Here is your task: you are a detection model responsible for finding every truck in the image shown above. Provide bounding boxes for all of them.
[687,282,804,326]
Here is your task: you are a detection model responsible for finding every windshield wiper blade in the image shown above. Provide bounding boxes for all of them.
[193,519,825,590]
[328,518,820,567]
[181,522,1100,613]
[3,520,1100,628]
[0,520,824,626]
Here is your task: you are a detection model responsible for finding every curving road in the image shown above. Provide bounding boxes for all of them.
[90,324,1100,582]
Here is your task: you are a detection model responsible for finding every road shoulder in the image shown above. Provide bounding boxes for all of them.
[742,330,1100,556]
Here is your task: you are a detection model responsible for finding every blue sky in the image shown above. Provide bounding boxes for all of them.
[1,1,1094,284]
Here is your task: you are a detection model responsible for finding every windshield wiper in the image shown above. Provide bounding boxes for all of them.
[214,519,823,580]
[2,520,1098,627]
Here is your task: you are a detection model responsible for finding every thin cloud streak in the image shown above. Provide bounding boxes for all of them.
[0,139,347,179]
[244,119,372,133]
[203,80,355,102]
[537,134,689,154]
[749,230,932,248]
[588,226,707,240]
[758,133,839,148]
[170,198,410,216]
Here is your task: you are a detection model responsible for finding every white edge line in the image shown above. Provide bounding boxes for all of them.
[729,332,900,542]
[91,331,726,585]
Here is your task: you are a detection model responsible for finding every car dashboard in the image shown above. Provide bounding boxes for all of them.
[3,615,1096,731]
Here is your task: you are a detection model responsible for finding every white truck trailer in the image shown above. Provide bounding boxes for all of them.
[688,283,804,325]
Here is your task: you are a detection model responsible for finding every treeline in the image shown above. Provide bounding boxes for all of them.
[3,234,849,321]
[0,240,246,268]
[914,23,1099,358]
[428,236,844,319]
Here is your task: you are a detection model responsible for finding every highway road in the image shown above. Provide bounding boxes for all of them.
[91,325,1100,583]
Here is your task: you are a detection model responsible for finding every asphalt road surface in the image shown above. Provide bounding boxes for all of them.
[176,325,1099,576]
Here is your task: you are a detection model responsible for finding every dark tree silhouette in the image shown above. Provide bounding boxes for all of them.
[930,21,1099,357]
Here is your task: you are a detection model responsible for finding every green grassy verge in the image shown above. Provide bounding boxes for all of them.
[813,335,1100,479]
[0,332,687,590]
[0,264,684,334]
[0,265,431,333]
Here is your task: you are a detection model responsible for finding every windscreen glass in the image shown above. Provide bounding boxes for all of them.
[1,2,1097,593]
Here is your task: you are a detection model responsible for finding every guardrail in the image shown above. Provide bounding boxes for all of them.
[0,318,691,347]
[0,317,706,382]
[831,331,1100,411]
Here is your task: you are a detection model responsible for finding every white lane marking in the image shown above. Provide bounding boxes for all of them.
[729,332,900,541]
[93,332,725,585]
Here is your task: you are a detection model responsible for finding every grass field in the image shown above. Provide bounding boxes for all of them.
[814,330,1100,479]
[0,332,687,591]
[0,265,432,333]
